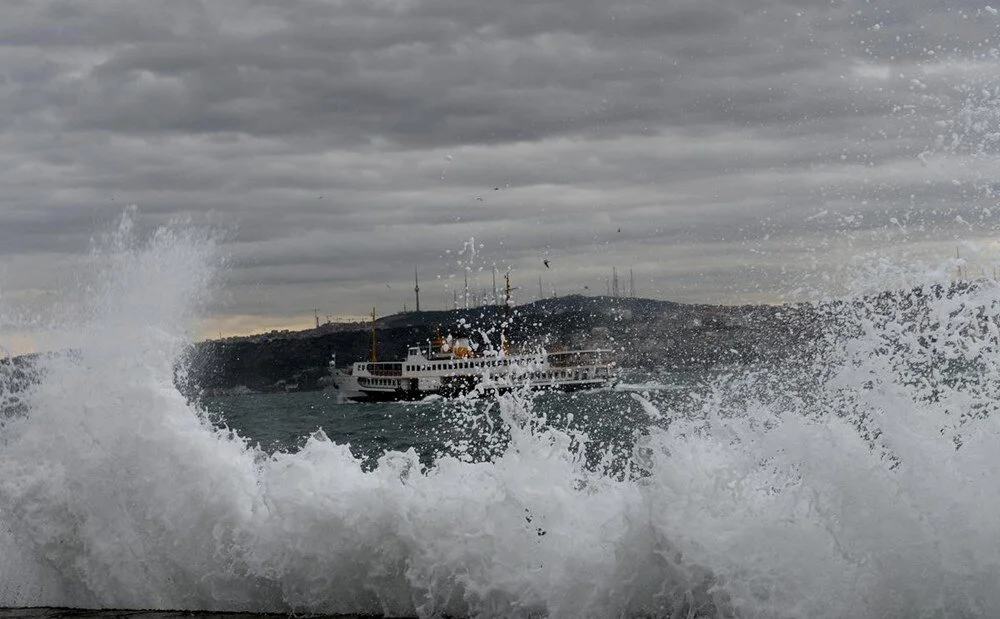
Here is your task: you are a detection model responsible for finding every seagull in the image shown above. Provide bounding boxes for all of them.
[543,259,550,268]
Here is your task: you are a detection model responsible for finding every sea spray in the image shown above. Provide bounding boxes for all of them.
[628,269,1000,618]
[0,212,269,611]
[5,213,1000,617]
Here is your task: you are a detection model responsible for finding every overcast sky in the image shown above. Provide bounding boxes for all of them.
[2,0,1000,345]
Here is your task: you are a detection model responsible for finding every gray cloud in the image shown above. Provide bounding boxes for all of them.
[2,0,1000,340]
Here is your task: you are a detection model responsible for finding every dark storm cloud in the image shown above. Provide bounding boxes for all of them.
[2,0,1000,334]
[39,1,836,144]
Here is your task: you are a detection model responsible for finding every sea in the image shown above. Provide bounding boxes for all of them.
[5,221,1000,618]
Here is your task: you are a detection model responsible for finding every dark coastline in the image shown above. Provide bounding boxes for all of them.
[179,294,819,395]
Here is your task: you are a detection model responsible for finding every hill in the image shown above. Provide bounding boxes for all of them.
[180,295,819,395]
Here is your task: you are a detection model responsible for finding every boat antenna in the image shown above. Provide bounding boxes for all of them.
[370,307,378,362]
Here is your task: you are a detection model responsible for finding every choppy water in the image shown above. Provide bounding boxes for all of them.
[6,220,1000,618]
[199,381,692,474]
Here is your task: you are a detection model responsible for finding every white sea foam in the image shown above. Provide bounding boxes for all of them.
[2,213,1000,617]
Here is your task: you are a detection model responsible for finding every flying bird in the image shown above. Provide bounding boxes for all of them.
[617,227,621,233]
[543,259,550,268]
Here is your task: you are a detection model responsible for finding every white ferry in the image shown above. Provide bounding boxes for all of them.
[331,334,617,402]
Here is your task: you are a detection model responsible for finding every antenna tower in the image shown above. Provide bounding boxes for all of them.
[503,272,512,356]
[369,307,378,362]
[414,267,421,312]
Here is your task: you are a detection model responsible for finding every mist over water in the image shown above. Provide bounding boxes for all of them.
[1,213,1000,618]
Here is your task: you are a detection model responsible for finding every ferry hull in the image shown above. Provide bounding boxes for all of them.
[330,341,617,404]
[334,373,615,403]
